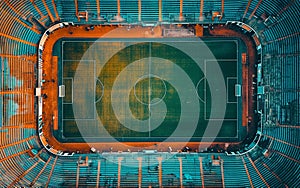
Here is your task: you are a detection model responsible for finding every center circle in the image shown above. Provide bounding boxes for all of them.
[133,74,167,106]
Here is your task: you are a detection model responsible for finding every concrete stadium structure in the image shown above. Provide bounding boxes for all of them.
[0,0,299,187]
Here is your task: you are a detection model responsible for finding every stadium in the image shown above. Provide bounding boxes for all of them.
[0,0,299,187]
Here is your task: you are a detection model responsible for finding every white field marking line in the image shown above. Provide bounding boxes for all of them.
[237,41,241,140]
[61,60,96,134]
[60,41,240,139]
[94,59,96,120]
[62,77,73,104]
[61,41,64,137]
[226,77,238,103]
[61,134,239,139]
[204,60,206,104]
[62,40,239,43]
[133,75,167,106]
[149,42,151,137]
[203,39,240,138]
[94,78,104,103]
[63,119,96,121]
[204,59,238,121]
[63,60,95,61]
[196,77,206,103]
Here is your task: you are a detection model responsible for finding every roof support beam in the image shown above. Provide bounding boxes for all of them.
[199,0,204,20]
[158,0,162,22]
[199,157,205,188]
[117,157,123,187]
[30,156,52,187]
[0,32,37,47]
[45,156,58,188]
[96,160,101,188]
[29,0,44,17]
[0,149,30,163]
[96,0,101,19]
[0,136,36,149]
[220,160,225,188]
[273,150,300,164]
[242,157,254,188]
[243,0,252,19]
[137,157,142,188]
[157,157,163,187]
[249,0,263,19]
[178,157,183,188]
[117,0,121,17]
[260,161,287,187]
[51,0,60,20]
[74,0,78,20]
[8,160,40,188]
[42,0,55,22]
[179,0,184,21]
[138,0,141,22]
[247,154,270,188]
[264,134,300,149]
[76,156,81,188]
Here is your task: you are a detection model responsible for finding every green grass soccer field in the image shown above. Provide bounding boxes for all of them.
[53,38,244,143]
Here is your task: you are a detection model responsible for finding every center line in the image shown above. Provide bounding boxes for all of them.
[148,42,151,137]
